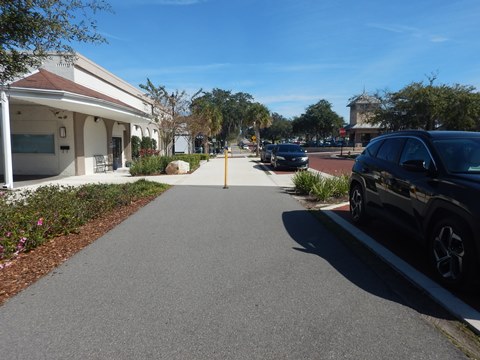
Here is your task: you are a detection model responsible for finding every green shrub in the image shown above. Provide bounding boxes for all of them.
[129,154,208,176]
[129,156,164,176]
[0,181,169,262]
[131,135,141,159]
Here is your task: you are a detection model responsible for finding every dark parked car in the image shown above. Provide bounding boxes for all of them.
[349,130,480,289]
[260,144,275,163]
[271,143,309,170]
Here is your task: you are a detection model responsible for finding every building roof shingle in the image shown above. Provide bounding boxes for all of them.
[11,69,139,111]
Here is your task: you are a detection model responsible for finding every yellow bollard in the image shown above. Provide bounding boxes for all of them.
[224,148,229,189]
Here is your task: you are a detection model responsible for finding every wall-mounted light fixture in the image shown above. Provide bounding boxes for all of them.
[59,126,67,138]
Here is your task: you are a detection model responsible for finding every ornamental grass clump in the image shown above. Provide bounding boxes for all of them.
[292,170,321,195]
[310,174,349,201]
[0,180,169,263]
[292,171,350,202]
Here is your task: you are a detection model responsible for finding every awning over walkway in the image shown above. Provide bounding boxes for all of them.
[8,69,152,124]
[8,87,152,124]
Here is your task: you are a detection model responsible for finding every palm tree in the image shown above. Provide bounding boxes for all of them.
[246,103,272,156]
[190,97,223,153]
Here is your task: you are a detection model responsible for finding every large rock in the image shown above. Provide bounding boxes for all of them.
[165,160,190,175]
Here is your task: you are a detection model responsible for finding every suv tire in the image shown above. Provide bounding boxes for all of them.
[429,217,478,290]
[349,183,369,225]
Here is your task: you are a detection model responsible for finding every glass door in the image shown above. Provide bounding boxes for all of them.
[112,137,122,170]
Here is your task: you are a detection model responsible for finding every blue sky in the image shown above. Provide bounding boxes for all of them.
[74,0,480,121]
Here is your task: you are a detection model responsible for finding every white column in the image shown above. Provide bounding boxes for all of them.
[1,90,13,189]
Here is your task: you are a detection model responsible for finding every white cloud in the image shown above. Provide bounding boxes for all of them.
[98,31,128,42]
[367,22,449,43]
[430,36,449,43]
[367,23,418,34]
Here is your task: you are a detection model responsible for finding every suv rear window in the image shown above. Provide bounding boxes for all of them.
[363,139,383,157]
[375,138,405,163]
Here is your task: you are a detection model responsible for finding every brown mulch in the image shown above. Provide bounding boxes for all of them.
[0,197,154,306]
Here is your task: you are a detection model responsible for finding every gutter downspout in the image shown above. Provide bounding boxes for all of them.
[0,90,13,189]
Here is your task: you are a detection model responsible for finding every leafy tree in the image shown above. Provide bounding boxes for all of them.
[139,78,201,155]
[371,78,480,131]
[189,95,223,153]
[291,115,309,139]
[261,113,292,143]
[0,0,111,85]
[441,85,480,130]
[292,100,343,140]
[246,102,271,156]
[199,89,254,144]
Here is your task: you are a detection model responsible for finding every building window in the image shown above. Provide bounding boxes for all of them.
[12,134,55,154]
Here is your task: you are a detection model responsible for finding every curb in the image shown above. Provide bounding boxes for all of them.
[320,204,480,334]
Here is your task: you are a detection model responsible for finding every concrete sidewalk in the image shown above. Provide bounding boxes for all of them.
[14,155,295,190]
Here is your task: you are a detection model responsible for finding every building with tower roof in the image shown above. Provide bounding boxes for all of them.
[345,92,382,146]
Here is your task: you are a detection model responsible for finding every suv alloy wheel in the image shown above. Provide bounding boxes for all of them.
[430,217,478,290]
[349,183,369,225]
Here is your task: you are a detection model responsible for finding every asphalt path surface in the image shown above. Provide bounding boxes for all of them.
[0,163,468,359]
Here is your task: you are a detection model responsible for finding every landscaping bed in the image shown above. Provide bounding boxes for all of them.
[0,181,170,305]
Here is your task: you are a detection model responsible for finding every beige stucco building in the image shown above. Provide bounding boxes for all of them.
[0,53,163,187]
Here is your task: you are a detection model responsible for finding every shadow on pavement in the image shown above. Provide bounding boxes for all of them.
[281,209,459,322]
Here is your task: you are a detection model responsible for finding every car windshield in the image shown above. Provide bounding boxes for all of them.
[433,138,480,173]
[277,144,303,153]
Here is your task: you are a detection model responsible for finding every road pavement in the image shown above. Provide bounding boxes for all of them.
[0,156,469,359]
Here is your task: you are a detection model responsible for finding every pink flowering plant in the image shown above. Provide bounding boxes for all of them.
[0,180,169,263]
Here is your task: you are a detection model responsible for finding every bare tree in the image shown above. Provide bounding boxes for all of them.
[140,79,201,155]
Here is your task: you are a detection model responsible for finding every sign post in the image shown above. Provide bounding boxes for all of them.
[339,128,346,156]
[223,147,229,189]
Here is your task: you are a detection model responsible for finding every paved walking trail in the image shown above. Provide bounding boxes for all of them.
[0,156,467,359]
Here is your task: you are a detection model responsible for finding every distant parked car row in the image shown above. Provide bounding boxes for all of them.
[304,139,349,147]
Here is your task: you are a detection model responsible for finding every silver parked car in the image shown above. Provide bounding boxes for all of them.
[260,144,275,163]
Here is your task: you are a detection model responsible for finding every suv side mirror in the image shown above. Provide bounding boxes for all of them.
[402,159,427,172]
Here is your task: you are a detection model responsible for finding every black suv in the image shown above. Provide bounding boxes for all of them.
[349,130,480,289]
